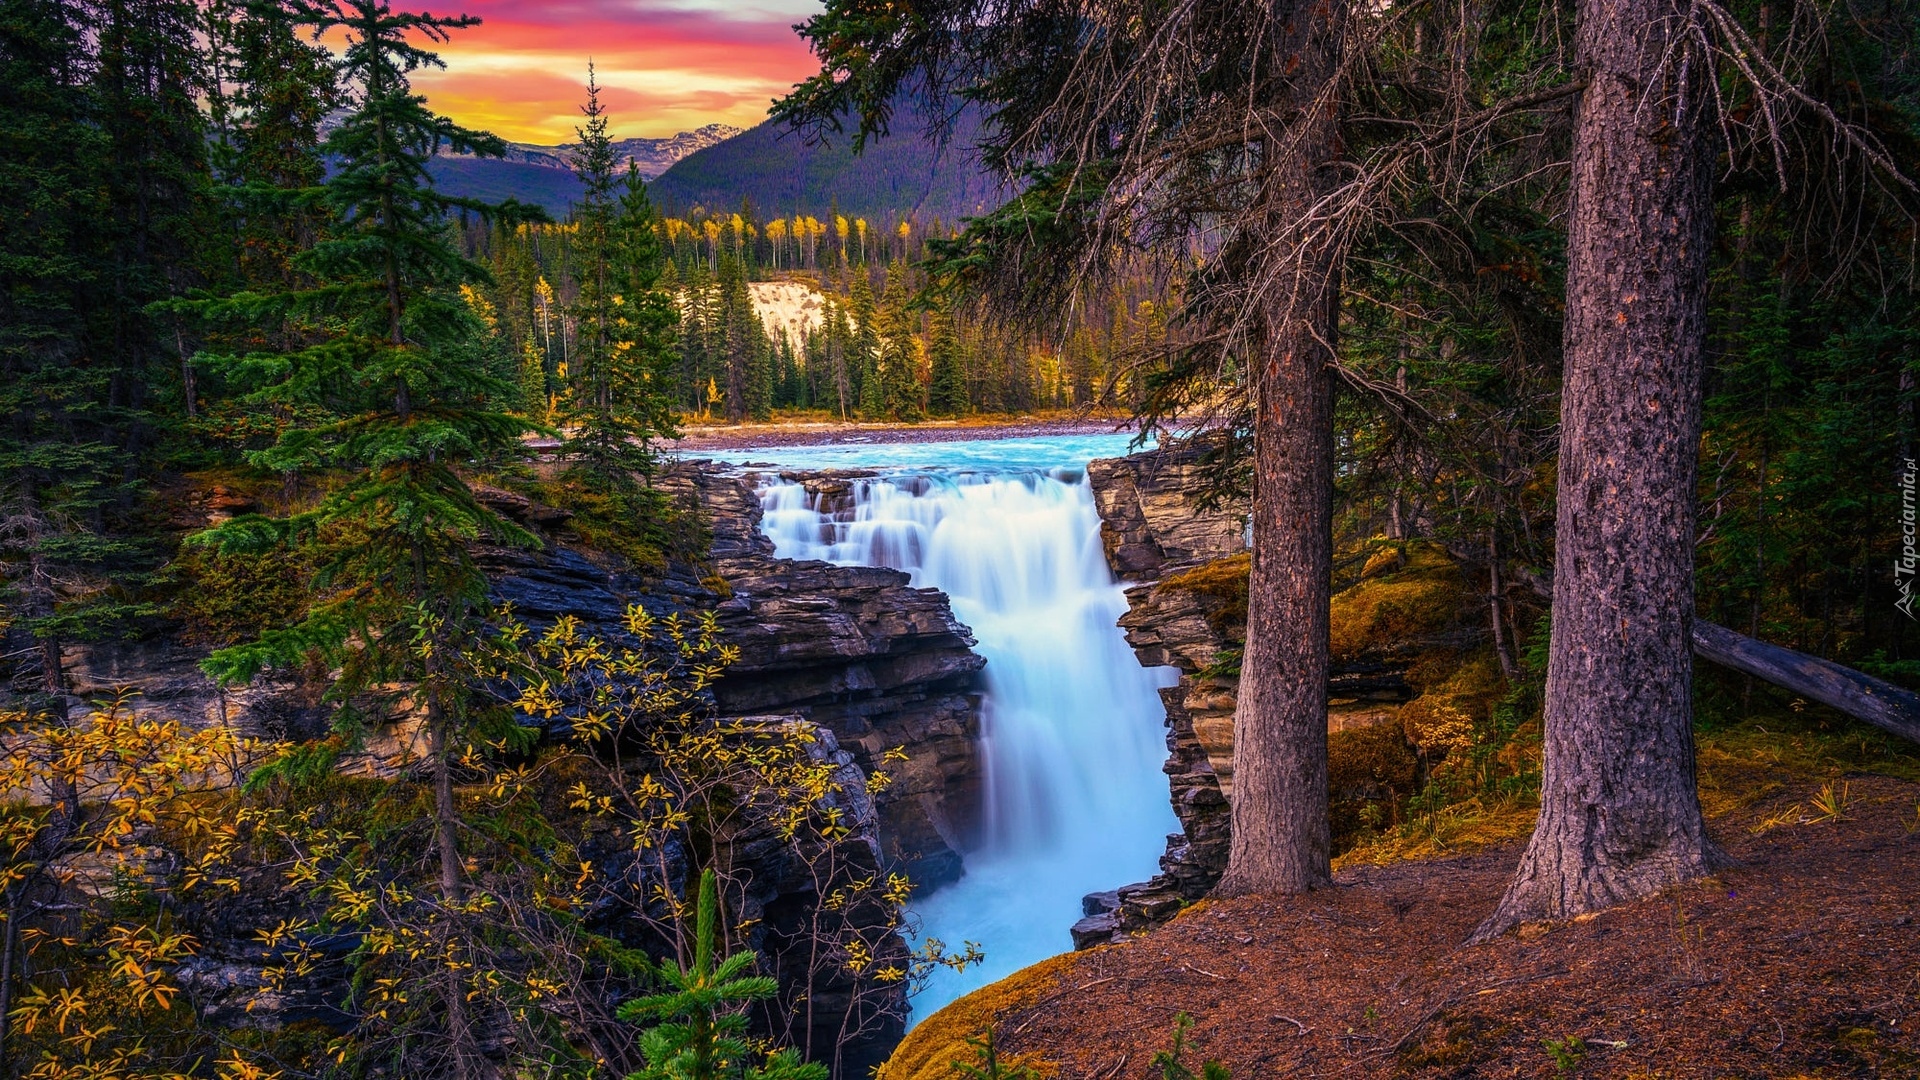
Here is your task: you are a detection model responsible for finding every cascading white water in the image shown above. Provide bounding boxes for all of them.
[745,447,1178,1022]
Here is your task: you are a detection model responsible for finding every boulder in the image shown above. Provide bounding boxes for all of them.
[1070,911,1122,950]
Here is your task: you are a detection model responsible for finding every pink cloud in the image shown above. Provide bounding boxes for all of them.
[395,1,821,142]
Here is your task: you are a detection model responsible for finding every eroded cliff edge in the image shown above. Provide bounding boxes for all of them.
[27,461,985,1076]
[667,465,985,887]
[1079,442,1491,944]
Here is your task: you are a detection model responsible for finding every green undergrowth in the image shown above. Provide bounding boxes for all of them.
[1338,660,1920,870]
[1155,541,1920,872]
[527,476,712,575]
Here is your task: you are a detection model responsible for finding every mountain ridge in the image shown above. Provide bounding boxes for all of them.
[437,122,744,179]
[424,107,1004,222]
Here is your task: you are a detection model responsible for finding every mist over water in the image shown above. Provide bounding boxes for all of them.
[712,435,1178,1023]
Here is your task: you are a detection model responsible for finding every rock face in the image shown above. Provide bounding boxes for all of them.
[661,465,985,889]
[1081,446,1249,942]
[1083,445,1491,945]
[1088,445,1248,579]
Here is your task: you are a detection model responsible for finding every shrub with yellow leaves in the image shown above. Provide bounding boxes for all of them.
[232,602,971,1078]
[0,695,276,1079]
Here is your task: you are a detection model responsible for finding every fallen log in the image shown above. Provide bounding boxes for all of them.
[1692,619,1920,746]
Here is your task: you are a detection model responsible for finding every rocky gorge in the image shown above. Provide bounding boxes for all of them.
[9,439,1501,1075]
[13,461,990,1076]
[1072,441,1497,946]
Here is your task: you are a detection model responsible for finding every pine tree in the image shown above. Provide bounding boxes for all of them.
[718,254,768,421]
[176,4,545,1073]
[876,262,922,420]
[613,163,683,440]
[618,869,828,1080]
[0,0,205,712]
[927,309,968,416]
[205,0,338,291]
[848,273,880,417]
[560,70,676,490]
[823,297,853,419]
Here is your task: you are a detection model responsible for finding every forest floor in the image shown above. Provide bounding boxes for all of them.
[889,772,1920,1079]
[664,412,1136,453]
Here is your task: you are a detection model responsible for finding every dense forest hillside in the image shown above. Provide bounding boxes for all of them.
[427,155,585,212]
[425,107,998,221]
[648,102,1002,222]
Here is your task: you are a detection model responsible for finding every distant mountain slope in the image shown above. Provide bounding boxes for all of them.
[428,158,584,214]
[648,107,1004,223]
[423,109,1005,223]
[426,124,742,216]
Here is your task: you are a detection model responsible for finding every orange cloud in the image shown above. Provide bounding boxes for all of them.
[402,1,822,143]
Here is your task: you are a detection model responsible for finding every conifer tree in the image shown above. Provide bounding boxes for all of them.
[562,69,678,490]
[823,297,852,419]
[619,870,827,1080]
[848,273,880,417]
[1,0,204,712]
[205,0,338,291]
[718,254,768,421]
[175,4,545,1073]
[876,262,922,420]
[0,0,113,713]
[927,309,969,417]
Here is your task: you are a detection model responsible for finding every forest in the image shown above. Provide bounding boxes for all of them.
[1,0,1918,1076]
[472,208,1157,422]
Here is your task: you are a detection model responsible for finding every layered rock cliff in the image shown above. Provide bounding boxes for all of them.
[1077,442,1489,945]
[1075,446,1248,943]
[663,465,985,887]
[16,461,987,1078]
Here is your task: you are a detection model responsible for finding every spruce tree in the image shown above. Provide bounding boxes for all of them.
[561,69,677,491]
[927,309,969,416]
[718,254,767,421]
[876,262,922,420]
[1,0,205,713]
[205,0,339,290]
[176,4,545,1072]
[0,0,114,712]
[848,273,881,417]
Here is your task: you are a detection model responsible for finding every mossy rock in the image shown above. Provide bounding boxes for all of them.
[1159,552,1251,637]
[1329,541,1474,662]
[1329,722,1420,795]
[878,952,1080,1080]
[1328,722,1422,848]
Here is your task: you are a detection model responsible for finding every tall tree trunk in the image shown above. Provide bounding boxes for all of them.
[1475,0,1723,938]
[1215,11,1344,896]
[1,885,20,1077]
[428,705,478,1080]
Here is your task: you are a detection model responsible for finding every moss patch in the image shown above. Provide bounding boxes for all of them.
[1329,541,1473,662]
[172,544,314,647]
[1159,553,1251,638]
[1328,722,1423,847]
[879,952,1082,1080]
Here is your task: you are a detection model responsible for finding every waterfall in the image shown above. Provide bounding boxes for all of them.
[750,458,1178,1021]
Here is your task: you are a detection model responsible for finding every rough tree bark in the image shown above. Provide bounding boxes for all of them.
[1215,7,1345,896]
[1474,0,1725,938]
[427,703,481,1080]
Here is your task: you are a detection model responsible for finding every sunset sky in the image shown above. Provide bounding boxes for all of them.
[408,0,825,145]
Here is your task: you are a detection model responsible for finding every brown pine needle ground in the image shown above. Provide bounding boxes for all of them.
[894,774,1920,1079]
